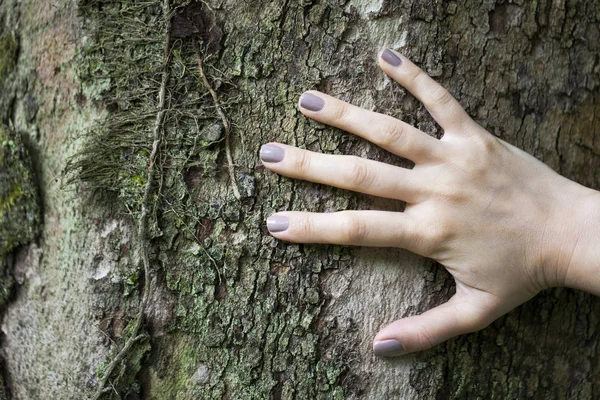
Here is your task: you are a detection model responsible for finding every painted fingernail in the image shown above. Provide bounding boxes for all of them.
[267,215,289,233]
[260,144,285,163]
[373,339,405,357]
[300,92,325,112]
[381,48,402,67]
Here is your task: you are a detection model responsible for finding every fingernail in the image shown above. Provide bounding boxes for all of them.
[373,339,405,357]
[267,215,289,233]
[260,144,285,163]
[299,92,325,112]
[381,48,402,67]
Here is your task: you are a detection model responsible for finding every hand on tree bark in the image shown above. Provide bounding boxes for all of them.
[259,49,600,357]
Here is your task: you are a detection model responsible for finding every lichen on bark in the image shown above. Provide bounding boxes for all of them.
[0,22,40,269]
[68,0,353,397]
[0,125,41,309]
[0,34,16,83]
[1,0,599,398]
[0,21,40,317]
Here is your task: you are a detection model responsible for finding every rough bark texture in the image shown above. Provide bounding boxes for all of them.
[0,0,598,399]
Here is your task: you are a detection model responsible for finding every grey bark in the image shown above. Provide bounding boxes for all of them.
[0,0,599,399]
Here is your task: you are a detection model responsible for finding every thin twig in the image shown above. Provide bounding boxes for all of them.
[195,46,242,201]
[93,330,147,399]
[93,0,172,398]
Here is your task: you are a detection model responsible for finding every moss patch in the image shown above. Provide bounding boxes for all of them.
[69,0,355,398]
[0,125,40,257]
[0,33,16,83]
[0,124,41,308]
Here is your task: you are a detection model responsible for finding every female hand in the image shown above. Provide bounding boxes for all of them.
[259,49,600,357]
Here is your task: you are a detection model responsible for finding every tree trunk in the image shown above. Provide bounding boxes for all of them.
[1,0,599,398]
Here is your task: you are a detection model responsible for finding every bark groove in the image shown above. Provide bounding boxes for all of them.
[0,0,598,399]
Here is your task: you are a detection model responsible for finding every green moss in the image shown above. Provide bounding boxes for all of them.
[120,338,152,397]
[96,337,151,397]
[0,184,23,212]
[0,125,40,311]
[0,33,16,83]
[71,0,353,398]
[95,359,109,381]
[0,125,40,257]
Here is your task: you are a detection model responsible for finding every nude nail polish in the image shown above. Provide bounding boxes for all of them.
[267,215,289,233]
[374,339,405,357]
[381,48,402,67]
[300,93,325,112]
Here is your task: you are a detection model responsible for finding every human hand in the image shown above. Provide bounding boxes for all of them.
[260,49,597,357]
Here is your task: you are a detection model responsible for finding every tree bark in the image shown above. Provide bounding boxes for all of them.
[0,0,599,399]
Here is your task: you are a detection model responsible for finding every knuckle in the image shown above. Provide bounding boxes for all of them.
[412,214,454,255]
[416,325,438,350]
[297,215,314,238]
[476,133,500,156]
[293,150,312,173]
[331,101,350,122]
[456,305,488,333]
[344,157,373,188]
[377,120,405,147]
[406,67,423,86]
[429,87,453,108]
[432,179,468,204]
[431,223,453,244]
[439,188,467,205]
[422,224,452,251]
[410,227,436,254]
[454,134,501,177]
[338,212,368,243]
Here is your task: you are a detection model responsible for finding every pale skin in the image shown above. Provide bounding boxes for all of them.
[259,48,600,357]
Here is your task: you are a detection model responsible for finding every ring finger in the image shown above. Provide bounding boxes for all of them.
[267,210,426,253]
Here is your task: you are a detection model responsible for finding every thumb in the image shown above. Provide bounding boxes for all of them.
[372,294,493,357]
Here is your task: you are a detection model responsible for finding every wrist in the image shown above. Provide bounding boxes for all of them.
[545,184,600,294]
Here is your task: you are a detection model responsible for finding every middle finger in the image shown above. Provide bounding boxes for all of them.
[260,143,424,203]
[298,90,447,164]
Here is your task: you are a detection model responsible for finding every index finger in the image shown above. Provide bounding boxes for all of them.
[378,48,473,135]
